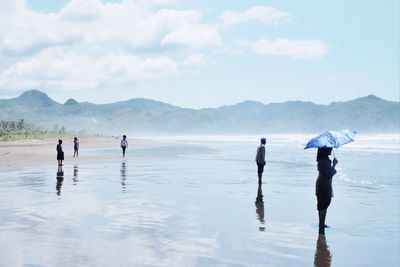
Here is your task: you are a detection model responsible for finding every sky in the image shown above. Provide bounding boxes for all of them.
[0,0,398,108]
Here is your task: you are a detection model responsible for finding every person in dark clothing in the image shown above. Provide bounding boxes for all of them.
[255,137,266,183]
[120,135,128,157]
[56,139,64,166]
[73,137,79,157]
[315,147,338,235]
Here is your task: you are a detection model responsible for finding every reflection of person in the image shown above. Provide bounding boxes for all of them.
[73,137,79,157]
[255,183,265,231]
[73,164,79,185]
[56,165,64,196]
[314,234,332,267]
[255,137,266,184]
[315,147,338,235]
[120,162,127,193]
[120,135,128,157]
[56,139,64,166]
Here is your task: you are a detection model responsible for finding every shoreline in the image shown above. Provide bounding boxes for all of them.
[1,133,398,171]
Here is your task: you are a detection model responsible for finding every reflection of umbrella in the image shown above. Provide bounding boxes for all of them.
[304,130,356,149]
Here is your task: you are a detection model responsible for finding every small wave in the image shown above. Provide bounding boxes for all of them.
[336,172,391,188]
[341,134,400,154]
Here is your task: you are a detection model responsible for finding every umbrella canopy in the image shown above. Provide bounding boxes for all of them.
[304,130,356,149]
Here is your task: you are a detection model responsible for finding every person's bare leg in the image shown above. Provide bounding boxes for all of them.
[319,209,327,235]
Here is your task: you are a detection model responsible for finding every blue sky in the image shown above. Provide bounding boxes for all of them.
[0,0,398,108]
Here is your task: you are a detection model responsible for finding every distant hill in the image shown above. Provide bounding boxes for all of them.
[0,89,398,134]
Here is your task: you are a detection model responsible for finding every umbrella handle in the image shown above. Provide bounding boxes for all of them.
[332,149,336,159]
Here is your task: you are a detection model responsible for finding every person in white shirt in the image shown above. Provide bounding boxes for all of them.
[120,135,128,157]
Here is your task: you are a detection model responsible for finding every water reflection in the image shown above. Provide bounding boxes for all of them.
[255,183,265,231]
[314,234,332,267]
[56,165,64,197]
[120,162,127,193]
[73,165,79,185]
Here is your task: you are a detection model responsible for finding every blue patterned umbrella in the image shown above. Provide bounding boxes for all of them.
[304,130,356,149]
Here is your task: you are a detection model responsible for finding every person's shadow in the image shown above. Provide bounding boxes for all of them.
[120,162,127,193]
[56,165,64,196]
[314,234,332,267]
[255,183,265,231]
[73,164,79,185]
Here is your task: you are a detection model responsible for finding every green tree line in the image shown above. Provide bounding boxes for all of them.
[0,119,67,141]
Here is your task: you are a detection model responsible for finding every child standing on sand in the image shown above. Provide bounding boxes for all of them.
[57,139,64,166]
[120,135,128,157]
[73,137,79,157]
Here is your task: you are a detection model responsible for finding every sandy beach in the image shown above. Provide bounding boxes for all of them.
[0,136,154,171]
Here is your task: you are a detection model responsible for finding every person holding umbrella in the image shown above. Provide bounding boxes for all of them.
[305,130,356,235]
[315,147,337,235]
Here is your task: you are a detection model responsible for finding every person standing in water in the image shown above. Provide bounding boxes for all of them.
[315,147,338,235]
[56,139,64,166]
[120,135,128,157]
[73,137,79,157]
[255,137,266,184]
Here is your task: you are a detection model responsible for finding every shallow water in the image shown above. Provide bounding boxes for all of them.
[0,135,399,267]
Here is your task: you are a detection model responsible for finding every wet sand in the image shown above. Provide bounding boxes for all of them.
[0,135,399,266]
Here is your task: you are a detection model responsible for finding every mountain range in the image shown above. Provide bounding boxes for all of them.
[0,89,399,134]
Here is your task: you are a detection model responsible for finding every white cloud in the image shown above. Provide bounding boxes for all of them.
[154,9,221,47]
[182,54,207,66]
[0,1,80,55]
[218,5,290,27]
[0,0,222,56]
[59,0,102,21]
[161,25,222,47]
[0,0,26,14]
[154,8,202,25]
[124,0,177,8]
[0,0,221,92]
[241,38,328,59]
[0,47,179,91]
